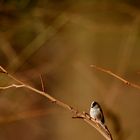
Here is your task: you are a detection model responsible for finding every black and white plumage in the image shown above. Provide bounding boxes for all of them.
[90,101,105,124]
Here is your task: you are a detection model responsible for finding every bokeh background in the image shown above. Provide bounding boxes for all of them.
[0,0,140,140]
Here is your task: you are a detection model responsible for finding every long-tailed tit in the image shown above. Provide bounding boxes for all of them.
[90,101,105,124]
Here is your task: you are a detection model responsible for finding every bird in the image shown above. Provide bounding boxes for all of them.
[90,101,105,124]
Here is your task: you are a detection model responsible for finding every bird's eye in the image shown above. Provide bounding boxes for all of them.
[91,102,97,108]
[92,102,97,106]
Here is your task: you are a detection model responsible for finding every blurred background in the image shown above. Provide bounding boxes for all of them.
[0,0,140,140]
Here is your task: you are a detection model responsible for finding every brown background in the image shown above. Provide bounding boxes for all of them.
[0,0,140,140]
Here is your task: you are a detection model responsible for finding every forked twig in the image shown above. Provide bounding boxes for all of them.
[0,66,112,140]
[90,64,140,90]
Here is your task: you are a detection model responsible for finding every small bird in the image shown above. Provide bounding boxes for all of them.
[90,101,105,124]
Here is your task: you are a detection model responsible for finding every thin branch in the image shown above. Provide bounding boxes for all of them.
[90,64,140,90]
[0,84,24,89]
[0,108,50,123]
[0,66,112,140]
[73,112,113,140]
[0,66,8,74]
[39,74,45,92]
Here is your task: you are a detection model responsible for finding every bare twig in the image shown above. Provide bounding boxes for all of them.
[90,64,140,90]
[39,74,45,92]
[0,66,8,74]
[73,112,113,140]
[0,108,50,123]
[0,84,24,89]
[0,66,112,140]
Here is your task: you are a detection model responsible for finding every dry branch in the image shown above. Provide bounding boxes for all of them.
[0,66,112,140]
[0,66,8,74]
[39,74,45,92]
[0,109,50,123]
[0,84,24,89]
[90,64,140,90]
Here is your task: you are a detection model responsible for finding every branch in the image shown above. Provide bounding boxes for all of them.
[39,74,45,92]
[0,84,24,89]
[0,66,8,74]
[73,112,113,140]
[0,66,112,140]
[0,108,50,123]
[90,64,140,90]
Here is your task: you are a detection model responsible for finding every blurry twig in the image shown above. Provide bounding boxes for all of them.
[0,108,50,124]
[90,64,140,90]
[0,66,8,74]
[0,84,24,89]
[8,13,69,71]
[0,66,112,140]
[39,74,45,92]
